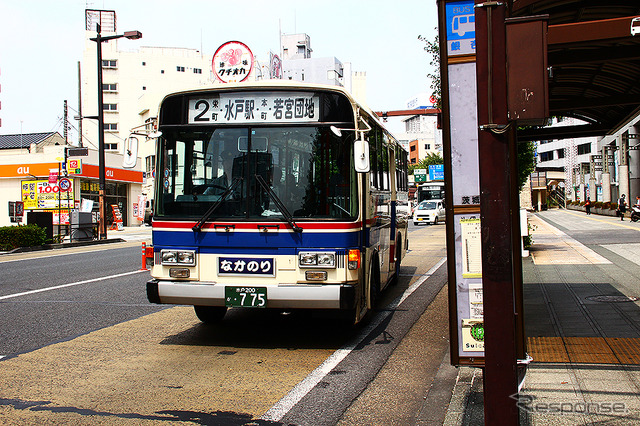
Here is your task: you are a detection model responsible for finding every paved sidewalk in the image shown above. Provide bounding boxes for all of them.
[1,225,151,255]
[102,225,152,242]
[445,209,640,424]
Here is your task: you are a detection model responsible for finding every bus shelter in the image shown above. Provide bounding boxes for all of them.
[438,0,640,423]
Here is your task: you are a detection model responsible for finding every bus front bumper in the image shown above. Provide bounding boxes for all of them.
[147,279,356,310]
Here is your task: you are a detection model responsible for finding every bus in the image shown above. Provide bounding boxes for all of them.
[417,181,445,203]
[145,81,409,324]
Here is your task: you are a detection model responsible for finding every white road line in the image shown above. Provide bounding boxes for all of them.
[0,270,147,301]
[260,257,447,422]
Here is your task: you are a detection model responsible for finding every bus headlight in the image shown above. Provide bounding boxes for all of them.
[317,253,335,267]
[298,251,336,268]
[177,251,195,265]
[161,249,196,266]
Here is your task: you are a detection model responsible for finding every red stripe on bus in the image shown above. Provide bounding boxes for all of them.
[152,220,364,230]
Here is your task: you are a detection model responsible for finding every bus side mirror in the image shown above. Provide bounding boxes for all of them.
[354,139,370,173]
[123,136,139,168]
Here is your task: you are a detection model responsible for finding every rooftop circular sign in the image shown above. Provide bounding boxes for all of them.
[212,41,254,83]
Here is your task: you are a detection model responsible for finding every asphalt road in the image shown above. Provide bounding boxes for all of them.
[0,243,163,358]
[0,223,449,425]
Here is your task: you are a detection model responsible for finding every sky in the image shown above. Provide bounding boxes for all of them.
[0,0,439,138]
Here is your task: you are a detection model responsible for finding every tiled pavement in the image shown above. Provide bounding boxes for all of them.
[446,210,640,425]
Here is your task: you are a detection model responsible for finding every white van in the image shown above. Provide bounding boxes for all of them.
[413,199,445,225]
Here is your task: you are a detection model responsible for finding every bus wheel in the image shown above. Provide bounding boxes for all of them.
[390,238,402,287]
[194,306,227,324]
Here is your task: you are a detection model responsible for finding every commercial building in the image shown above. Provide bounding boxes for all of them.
[391,94,441,164]
[529,112,640,211]
[404,114,441,164]
[1,10,368,228]
[0,132,143,229]
[530,117,599,209]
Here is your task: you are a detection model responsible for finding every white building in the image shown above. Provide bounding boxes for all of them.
[392,94,441,164]
[534,117,599,203]
[281,33,312,60]
[527,117,603,210]
[394,93,442,164]
[82,27,215,197]
[280,33,366,103]
[403,114,441,162]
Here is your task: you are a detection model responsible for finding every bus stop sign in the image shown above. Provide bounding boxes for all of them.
[446,0,476,56]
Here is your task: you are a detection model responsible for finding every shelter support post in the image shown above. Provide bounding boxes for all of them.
[475,0,520,423]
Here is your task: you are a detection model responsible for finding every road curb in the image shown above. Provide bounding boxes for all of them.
[1,238,126,255]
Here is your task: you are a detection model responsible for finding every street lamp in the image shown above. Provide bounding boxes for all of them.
[90,24,142,240]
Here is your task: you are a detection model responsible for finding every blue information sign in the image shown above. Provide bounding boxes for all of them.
[429,164,445,181]
[445,0,476,56]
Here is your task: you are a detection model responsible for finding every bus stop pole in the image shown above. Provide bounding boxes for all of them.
[475,0,520,423]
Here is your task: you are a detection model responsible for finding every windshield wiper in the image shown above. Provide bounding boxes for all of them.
[255,174,303,233]
[192,178,242,232]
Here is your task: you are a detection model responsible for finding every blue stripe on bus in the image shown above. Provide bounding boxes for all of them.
[391,201,397,236]
[152,229,362,250]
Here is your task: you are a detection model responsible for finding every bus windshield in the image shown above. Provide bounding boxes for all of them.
[418,183,445,202]
[155,126,358,221]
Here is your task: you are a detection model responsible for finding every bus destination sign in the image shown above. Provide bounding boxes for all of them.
[188,92,320,125]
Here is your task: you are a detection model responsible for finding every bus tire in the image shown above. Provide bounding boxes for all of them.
[194,305,227,324]
[390,237,402,287]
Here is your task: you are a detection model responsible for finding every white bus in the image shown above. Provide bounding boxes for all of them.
[145,81,409,324]
[417,181,445,203]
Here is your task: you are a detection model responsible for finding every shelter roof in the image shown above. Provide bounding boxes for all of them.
[511,1,640,140]
[0,132,60,150]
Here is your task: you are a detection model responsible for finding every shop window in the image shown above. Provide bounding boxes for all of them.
[145,155,156,174]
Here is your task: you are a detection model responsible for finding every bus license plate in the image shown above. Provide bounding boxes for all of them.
[225,287,267,308]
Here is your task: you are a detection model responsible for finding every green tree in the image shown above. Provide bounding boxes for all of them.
[418,32,441,109]
[409,152,444,175]
[516,139,537,190]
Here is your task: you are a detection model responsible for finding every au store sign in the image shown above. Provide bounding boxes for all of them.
[21,179,74,210]
[446,0,476,56]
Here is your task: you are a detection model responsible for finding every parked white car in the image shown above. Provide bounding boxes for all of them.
[413,199,446,225]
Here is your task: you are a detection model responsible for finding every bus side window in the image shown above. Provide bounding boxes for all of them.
[399,147,408,191]
[381,135,390,191]
[376,131,384,189]
[369,127,378,189]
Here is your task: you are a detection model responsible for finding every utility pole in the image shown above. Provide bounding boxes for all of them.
[64,100,68,144]
[96,23,107,240]
[77,61,83,147]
